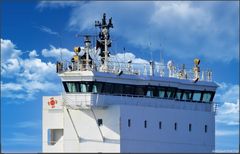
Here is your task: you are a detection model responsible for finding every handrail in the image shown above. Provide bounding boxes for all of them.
[62,92,214,105]
[56,60,213,82]
[62,93,214,113]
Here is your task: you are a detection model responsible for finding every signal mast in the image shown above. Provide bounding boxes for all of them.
[95,13,113,72]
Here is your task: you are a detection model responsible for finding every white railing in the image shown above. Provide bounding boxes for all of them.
[62,93,214,112]
[213,102,219,115]
[62,93,95,109]
[56,60,213,82]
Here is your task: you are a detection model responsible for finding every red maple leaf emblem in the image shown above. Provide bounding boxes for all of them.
[48,97,57,108]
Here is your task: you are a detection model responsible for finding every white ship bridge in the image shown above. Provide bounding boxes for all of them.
[56,47,216,111]
[43,13,218,153]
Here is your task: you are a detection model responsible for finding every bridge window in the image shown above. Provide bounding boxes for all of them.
[165,88,176,99]
[112,84,123,95]
[202,92,212,103]
[135,86,145,96]
[80,83,87,92]
[102,83,113,94]
[67,82,77,93]
[92,84,97,93]
[158,88,165,98]
[192,91,202,102]
[62,82,215,104]
[146,87,156,97]
[124,85,135,95]
[182,90,192,101]
[95,82,103,93]
[175,90,182,100]
[63,82,69,92]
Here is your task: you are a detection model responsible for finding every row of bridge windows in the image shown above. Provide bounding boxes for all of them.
[63,81,215,103]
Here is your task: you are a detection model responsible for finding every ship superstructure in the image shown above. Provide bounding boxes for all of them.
[42,14,218,153]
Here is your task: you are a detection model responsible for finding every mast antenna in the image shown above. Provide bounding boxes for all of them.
[95,13,114,72]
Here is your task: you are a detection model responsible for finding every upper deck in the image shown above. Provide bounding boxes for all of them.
[58,68,217,91]
[54,13,218,110]
[58,69,217,111]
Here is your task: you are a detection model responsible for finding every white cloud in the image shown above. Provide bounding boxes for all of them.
[216,99,239,126]
[38,25,59,36]
[216,130,239,136]
[1,38,21,62]
[20,58,56,81]
[151,2,211,28]
[16,120,41,129]
[1,58,21,76]
[1,38,62,101]
[221,85,239,104]
[1,81,60,101]
[40,1,239,62]
[5,132,40,145]
[1,82,23,91]
[110,52,148,63]
[215,83,239,126]
[42,45,74,61]
[28,50,39,58]
[36,1,81,9]
[215,82,239,103]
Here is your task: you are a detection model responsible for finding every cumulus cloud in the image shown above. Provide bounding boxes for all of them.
[1,38,22,62]
[1,82,23,91]
[215,83,239,126]
[215,82,239,103]
[216,99,239,126]
[28,50,39,58]
[1,58,21,76]
[110,52,148,64]
[42,45,74,61]
[1,81,59,101]
[37,1,239,62]
[1,38,62,101]
[0,38,152,101]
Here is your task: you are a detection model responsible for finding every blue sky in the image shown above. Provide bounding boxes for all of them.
[1,1,239,152]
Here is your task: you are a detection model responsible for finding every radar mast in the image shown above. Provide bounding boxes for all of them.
[95,13,113,72]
